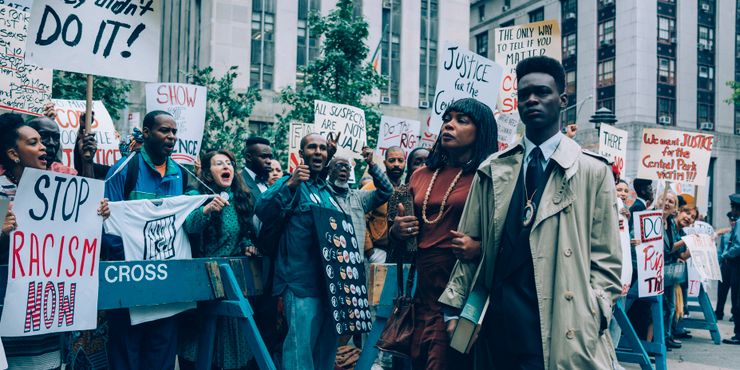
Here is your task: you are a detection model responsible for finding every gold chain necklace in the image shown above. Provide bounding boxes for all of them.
[421,168,464,225]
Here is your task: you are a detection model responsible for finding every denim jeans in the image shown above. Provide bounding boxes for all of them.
[664,284,676,339]
[282,289,338,370]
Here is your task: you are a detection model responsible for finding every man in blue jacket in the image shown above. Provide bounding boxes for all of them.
[722,194,740,345]
[102,110,187,369]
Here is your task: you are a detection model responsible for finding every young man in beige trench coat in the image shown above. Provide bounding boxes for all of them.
[440,56,623,369]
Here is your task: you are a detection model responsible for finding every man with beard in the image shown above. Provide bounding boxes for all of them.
[328,149,393,265]
[102,111,186,370]
[26,114,77,175]
[363,146,406,262]
[256,133,347,369]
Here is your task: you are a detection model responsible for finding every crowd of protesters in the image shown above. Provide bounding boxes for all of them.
[0,55,739,370]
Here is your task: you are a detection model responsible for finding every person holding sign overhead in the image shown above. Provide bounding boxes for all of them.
[439,56,622,369]
[389,98,498,369]
[255,133,340,370]
[0,112,110,370]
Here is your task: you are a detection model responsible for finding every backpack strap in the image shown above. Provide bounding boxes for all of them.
[123,151,140,200]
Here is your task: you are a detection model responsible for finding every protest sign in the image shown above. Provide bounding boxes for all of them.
[633,210,664,297]
[0,168,104,336]
[314,100,366,159]
[0,5,52,116]
[637,128,713,186]
[599,124,628,174]
[420,117,438,149]
[494,20,561,150]
[617,199,632,295]
[682,233,722,281]
[145,83,207,165]
[687,260,701,298]
[376,116,420,158]
[0,338,6,370]
[288,122,315,173]
[429,43,504,135]
[52,99,121,167]
[25,0,161,82]
[0,0,32,12]
[311,207,372,335]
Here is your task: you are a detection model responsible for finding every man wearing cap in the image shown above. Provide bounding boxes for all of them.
[716,211,738,320]
[721,194,740,344]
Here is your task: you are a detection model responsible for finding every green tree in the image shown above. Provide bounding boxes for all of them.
[273,0,385,171]
[727,81,740,104]
[186,66,262,162]
[52,71,131,120]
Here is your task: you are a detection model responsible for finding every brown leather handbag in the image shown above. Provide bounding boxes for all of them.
[375,255,416,358]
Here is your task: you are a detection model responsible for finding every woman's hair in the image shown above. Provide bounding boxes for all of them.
[0,113,29,171]
[426,98,498,174]
[198,150,254,244]
[617,179,628,186]
[656,190,677,213]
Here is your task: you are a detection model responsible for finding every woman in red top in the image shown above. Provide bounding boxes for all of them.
[390,98,498,369]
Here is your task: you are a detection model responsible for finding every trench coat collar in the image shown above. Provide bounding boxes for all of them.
[476,135,581,180]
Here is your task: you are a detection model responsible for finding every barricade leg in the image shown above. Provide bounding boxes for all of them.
[614,299,652,369]
[682,286,721,344]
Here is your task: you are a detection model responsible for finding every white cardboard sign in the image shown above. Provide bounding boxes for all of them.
[26,0,161,81]
[682,233,722,281]
[429,43,503,136]
[313,100,366,159]
[599,124,628,174]
[288,122,315,173]
[145,83,207,165]
[0,168,104,336]
[376,116,420,159]
[52,99,121,168]
[0,5,52,116]
[617,199,632,295]
[633,210,664,297]
[637,128,713,186]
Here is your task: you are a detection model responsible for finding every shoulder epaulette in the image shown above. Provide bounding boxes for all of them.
[581,149,611,165]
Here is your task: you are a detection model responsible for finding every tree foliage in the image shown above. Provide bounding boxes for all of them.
[273,0,386,169]
[52,71,131,120]
[186,66,262,161]
[727,81,740,105]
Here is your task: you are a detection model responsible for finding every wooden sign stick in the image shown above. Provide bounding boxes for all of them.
[83,74,94,160]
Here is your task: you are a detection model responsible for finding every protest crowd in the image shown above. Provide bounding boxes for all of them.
[1,53,738,370]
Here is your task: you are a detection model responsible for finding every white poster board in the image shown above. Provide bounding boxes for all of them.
[637,128,713,186]
[26,0,162,81]
[145,83,207,165]
[288,122,315,173]
[313,100,366,159]
[686,260,702,298]
[599,124,628,174]
[0,5,52,116]
[429,43,504,135]
[682,233,722,281]
[493,20,561,150]
[52,99,121,168]
[617,199,632,295]
[633,210,664,297]
[0,0,32,12]
[0,168,104,336]
[376,116,420,159]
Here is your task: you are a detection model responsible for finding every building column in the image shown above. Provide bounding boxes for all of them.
[274,0,298,90]
[400,0,421,108]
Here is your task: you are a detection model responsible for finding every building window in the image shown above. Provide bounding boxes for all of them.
[478,4,485,22]
[658,16,675,43]
[419,0,438,106]
[475,32,488,58]
[699,0,714,13]
[250,0,275,90]
[562,0,577,15]
[597,59,615,87]
[296,0,320,85]
[657,97,675,125]
[565,70,576,95]
[500,19,514,27]
[597,19,615,46]
[381,0,402,104]
[562,33,576,58]
[529,7,544,23]
[698,26,715,51]
[598,98,615,112]
[698,65,714,91]
[658,57,676,85]
[698,103,715,125]
[504,0,511,8]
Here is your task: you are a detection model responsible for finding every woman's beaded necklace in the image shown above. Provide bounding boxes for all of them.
[421,167,464,225]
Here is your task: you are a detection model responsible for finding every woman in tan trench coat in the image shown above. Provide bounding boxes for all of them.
[439,132,623,369]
